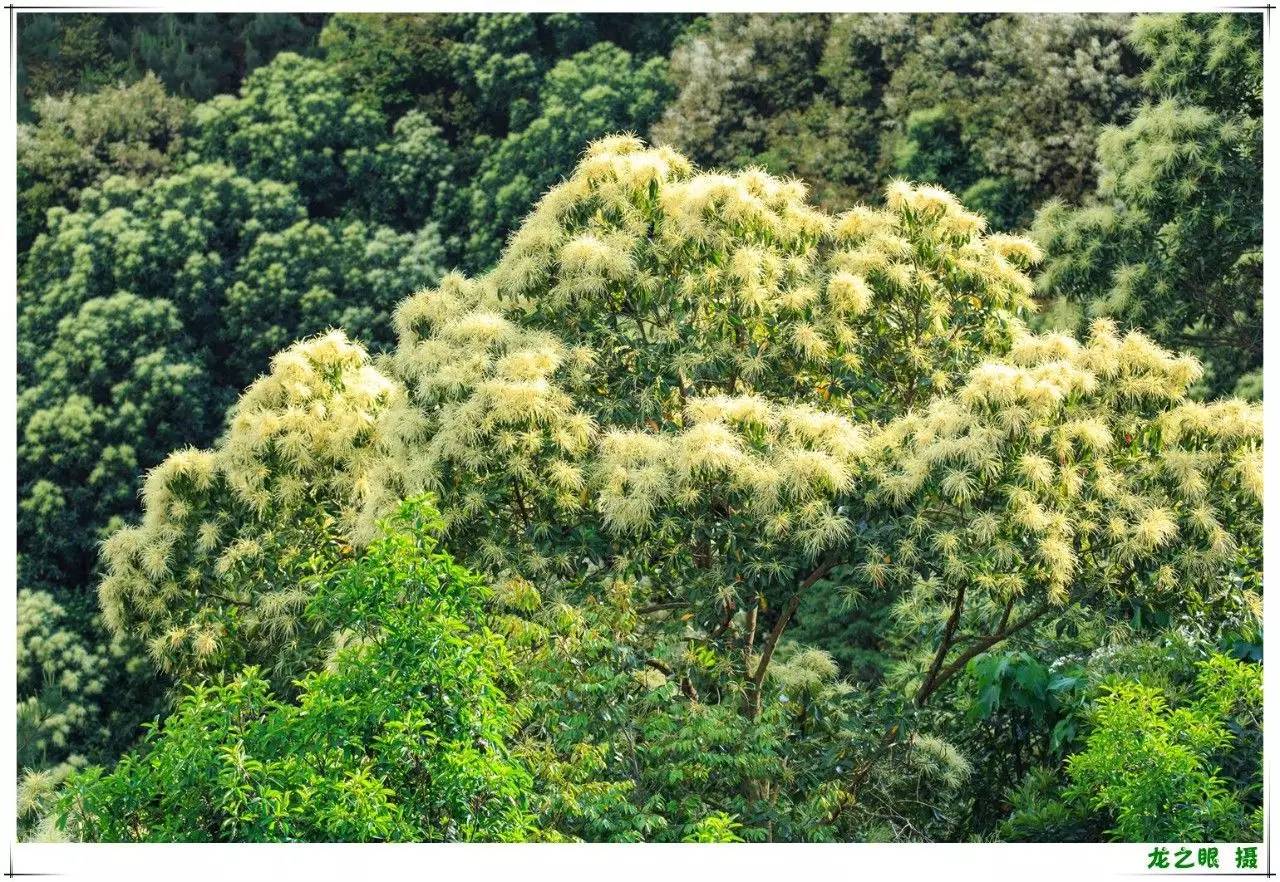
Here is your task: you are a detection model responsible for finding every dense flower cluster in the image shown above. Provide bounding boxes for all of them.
[359,138,1041,593]
[864,321,1260,697]
[100,333,398,676]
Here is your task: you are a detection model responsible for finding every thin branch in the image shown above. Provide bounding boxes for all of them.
[918,582,967,706]
[709,598,737,639]
[637,601,689,615]
[914,586,1102,707]
[996,595,1015,633]
[827,722,903,827]
[746,552,840,720]
[510,479,531,531]
[751,593,803,690]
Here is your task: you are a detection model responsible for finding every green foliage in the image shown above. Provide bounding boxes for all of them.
[16,15,131,120]
[891,107,1027,231]
[655,13,1138,225]
[126,13,327,104]
[789,576,891,680]
[19,291,218,593]
[502,585,973,842]
[997,630,1263,842]
[880,14,1139,224]
[949,650,1086,830]
[894,107,980,195]
[318,13,685,270]
[653,14,838,176]
[18,589,163,775]
[18,160,442,589]
[16,13,326,119]
[1064,655,1261,841]
[456,43,673,269]
[17,74,189,253]
[21,165,298,371]
[319,13,691,129]
[682,812,746,842]
[319,13,546,135]
[1033,13,1262,397]
[190,53,386,216]
[190,53,451,229]
[59,500,538,842]
[17,589,166,841]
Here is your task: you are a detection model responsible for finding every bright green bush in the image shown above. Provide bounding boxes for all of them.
[682,813,746,842]
[60,500,538,842]
[1065,654,1261,841]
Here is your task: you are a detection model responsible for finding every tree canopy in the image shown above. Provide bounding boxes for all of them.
[1033,13,1262,398]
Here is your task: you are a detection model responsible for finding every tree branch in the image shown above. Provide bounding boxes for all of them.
[510,479,531,531]
[709,597,737,639]
[914,586,1102,707]
[746,553,839,720]
[743,598,758,664]
[918,582,967,707]
[637,601,689,615]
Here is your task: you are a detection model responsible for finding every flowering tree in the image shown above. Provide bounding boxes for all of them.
[91,137,1262,842]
